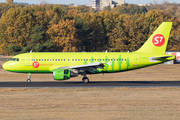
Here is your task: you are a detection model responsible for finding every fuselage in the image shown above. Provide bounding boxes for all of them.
[2,52,175,74]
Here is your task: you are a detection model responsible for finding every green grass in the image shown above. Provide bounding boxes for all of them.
[0,88,180,120]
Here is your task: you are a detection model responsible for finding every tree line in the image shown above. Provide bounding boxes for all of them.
[0,2,180,55]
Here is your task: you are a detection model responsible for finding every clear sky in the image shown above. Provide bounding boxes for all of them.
[0,0,180,5]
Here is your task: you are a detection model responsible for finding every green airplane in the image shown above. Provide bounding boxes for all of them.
[3,22,175,83]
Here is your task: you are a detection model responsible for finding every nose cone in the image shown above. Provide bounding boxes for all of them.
[2,62,8,70]
[2,62,13,71]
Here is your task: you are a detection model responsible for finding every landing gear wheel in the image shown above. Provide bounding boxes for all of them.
[82,77,89,83]
[27,79,31,83]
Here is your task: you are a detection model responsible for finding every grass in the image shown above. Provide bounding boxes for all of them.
[0,88,180,120]
[0,63,180,119]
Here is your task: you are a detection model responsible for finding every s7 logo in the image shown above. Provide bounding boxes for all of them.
[152,34,165,47]
[33,61,39,68]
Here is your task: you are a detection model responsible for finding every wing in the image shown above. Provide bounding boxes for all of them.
[58,62,110,74]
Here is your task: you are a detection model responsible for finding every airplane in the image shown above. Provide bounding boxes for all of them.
[2,22,175,83]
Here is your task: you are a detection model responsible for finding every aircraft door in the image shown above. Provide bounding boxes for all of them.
[133,54,139,66]
[26,55,32,66]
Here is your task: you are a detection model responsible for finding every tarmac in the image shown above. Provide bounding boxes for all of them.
[0,81,180,88]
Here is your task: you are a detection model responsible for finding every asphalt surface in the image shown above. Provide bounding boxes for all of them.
[0,81,180,88]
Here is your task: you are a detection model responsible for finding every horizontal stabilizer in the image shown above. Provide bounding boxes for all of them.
[149,56,175,62]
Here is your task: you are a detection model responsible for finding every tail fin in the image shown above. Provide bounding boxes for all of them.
[136,22,172,53]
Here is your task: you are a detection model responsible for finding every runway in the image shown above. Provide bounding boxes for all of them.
[0,81,180,88]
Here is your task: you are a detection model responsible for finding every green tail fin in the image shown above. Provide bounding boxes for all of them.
[136,22,172,53]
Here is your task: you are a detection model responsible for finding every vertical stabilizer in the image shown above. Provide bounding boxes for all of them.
[136,22,172,53]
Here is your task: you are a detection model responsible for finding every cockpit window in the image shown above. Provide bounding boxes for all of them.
[10,58,19,61]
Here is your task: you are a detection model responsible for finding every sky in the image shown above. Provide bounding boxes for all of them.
[0,0,180,5]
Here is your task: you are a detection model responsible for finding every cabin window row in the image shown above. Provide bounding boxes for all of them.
[31,59,66,62]
[72,59,126,61]
[30,58,126,62]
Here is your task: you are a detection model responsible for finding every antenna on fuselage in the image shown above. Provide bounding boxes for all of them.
[30,50,32,53]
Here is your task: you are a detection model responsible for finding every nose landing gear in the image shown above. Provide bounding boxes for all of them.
[27,73,31,83]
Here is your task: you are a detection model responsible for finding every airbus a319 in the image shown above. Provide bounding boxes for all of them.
[3,22,175,83]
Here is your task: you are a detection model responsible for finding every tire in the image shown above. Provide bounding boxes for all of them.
[27,79,31,83]
[82,77,89,83]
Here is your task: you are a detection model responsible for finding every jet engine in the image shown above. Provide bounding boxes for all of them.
[53,69,78,80]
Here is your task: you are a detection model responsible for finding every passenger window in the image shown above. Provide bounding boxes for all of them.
[39,59,41,61]
[55,59,57,61]
[58,59,60,61]
[64,59,65,61]
[47,59,49,61]
[68,59,70,61]
[17,58,19,61]
[42,59,43,61]
[36,59,38,61]
[44,59,46,61]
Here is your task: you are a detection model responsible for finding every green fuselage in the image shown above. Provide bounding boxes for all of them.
[3,52,175,74]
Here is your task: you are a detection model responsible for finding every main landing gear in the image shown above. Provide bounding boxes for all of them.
[27,73,31,83]
[81,72,89,83]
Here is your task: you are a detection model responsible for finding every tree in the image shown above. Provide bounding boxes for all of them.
[23,24,46,52]
[47,19,80,52]
[6,44,22,55]
[112,4,148,15]
[104,5,111,11]
[6,0,13,4]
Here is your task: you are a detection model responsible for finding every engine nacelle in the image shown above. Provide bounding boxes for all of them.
[53,69,78,80]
